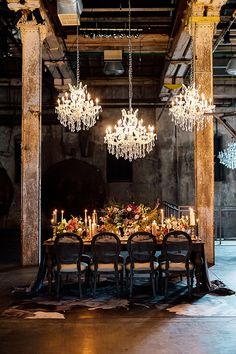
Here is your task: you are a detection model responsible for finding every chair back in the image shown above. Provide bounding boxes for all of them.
[162,230,192,264]
[91,232,121,265]
[54,232,83,267]
[127,232,157,265]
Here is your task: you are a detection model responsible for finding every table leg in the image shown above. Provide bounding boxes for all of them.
[193,247,202,293]
[46,252,53,295]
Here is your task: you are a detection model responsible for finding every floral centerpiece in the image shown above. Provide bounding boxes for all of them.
[56,216,84,235]
[99,203,159,235]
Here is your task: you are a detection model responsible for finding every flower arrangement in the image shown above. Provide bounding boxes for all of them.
[99,203,159,233]
[162,215,190,234]
[56,216,84,234]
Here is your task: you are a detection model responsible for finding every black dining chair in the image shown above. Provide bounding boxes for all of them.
[159,230,194,300]
[54,232,89,299]
[125,231,158,298]
[90,232,123,297]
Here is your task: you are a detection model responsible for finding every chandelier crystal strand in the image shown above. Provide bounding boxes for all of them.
[168,4,215,132]
[218,141,236,169]
[104,0,156,161]
[55,3,102,132]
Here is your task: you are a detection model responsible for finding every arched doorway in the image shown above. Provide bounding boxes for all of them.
[0,167,14,217]
[42,159,106,219]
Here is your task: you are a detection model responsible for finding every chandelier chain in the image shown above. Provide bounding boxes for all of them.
[55,1,102,132]
[128,0,132,110]
[104,0,156,160]
[76,7,80,87]
[168,0,215,132]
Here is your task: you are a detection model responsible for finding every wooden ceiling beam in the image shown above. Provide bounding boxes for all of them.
[80,16,172,23]
[65,33,169,53]
[82,8,175,12]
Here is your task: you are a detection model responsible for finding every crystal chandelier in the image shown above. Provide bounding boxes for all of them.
[104,0,156,161]
[55,9,102,132]
[169,18,215,132]
[218,141,236,169]
[169,83,215,132]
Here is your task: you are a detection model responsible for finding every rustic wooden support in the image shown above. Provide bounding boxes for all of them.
[190,0,227,265]
[19,20,47,265]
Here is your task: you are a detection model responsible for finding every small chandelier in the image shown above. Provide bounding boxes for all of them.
[169,22,215,132]
[218,141,236,169]
[104,0,156,161]
[169,83,215,132]
[55,9,102,132]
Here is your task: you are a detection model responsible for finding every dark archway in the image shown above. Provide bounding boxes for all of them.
[42,159,105,218]
[0,167,14,217]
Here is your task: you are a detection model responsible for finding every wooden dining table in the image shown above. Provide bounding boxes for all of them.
[29,235,211,296]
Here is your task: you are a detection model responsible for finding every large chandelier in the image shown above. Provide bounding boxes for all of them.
[55,10,102,132]
[218,141,236,169]
[169,16,215,132]
[104,0,156,161]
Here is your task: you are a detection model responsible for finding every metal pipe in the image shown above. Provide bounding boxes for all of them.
[215,115,236,138]
[213,11,236,53]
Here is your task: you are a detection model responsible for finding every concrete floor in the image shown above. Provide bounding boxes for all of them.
[0,242,236,354]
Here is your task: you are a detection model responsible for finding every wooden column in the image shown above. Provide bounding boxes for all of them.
[19,21,46,265]
[190,1,226,264]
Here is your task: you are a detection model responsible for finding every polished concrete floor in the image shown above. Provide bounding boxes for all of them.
[0,242,236,354]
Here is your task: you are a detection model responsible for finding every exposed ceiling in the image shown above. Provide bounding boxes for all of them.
[0,0,235,116]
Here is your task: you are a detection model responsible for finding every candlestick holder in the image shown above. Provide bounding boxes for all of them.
[190,226,197,241]
[51,225,57,239]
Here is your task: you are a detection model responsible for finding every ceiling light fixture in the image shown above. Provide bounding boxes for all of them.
[104,0,156,161]
[226,57,236,76]
[56,4,102,132]
[168,3,215,132]
[218,140,236,169]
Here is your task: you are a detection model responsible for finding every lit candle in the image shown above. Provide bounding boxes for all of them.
[92,209,96,224]
[53,209,57,224]
[160,209,164,226]
[84,209,88,228]
[92,222,97,236]
[51,218,54,226]
[189,207,195,226]
[61,210,64,222]
[88,217,92,238]
[166,218,171,232]
[152,220,157,236]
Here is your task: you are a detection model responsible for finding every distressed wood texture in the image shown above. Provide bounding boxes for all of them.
[20,22,46,265]
[190,0,227,265]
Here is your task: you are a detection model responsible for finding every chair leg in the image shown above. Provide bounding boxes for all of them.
[164,275,168,301]
[115,270,119,296]
[155,271,159,294]
[151,272,156,297]
[125,270,129,292]
[120,270,124,295]
[187,272,191,295]
[78,273,83,299]
[56,272,61,300]
[191,272,194,290]
[129,271,133,299]
[93,271,97,298]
